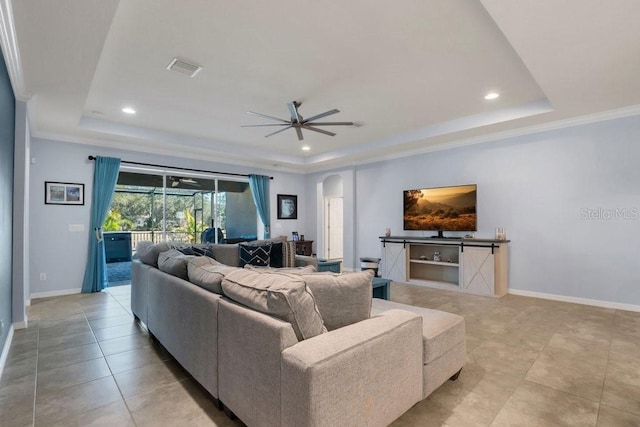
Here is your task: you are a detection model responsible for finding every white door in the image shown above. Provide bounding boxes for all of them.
[324,197,343,260]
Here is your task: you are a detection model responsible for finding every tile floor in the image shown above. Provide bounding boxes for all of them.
[1,283,640,426]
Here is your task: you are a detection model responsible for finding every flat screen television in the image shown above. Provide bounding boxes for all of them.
[403,184,477,237]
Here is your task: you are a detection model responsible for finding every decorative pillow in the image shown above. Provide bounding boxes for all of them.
[157,249,194,280]
[191,244,215,258]
[282,241,296,267]
[296,270,374,330]
[239,243,272,267]
[137,241,172,267]
[187,257,237,294]
[222,269,326,341]
[267,242,283,268]
[173,244,196,256]
[244,238,286,268]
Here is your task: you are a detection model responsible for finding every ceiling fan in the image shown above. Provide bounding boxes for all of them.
[242,101,355,141]
[170,176,200,188]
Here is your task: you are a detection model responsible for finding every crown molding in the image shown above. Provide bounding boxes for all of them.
[32,129,307,175]
[331,103,640,172]
[0,0,28,100]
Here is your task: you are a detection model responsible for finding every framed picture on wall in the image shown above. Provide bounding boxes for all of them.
[277,194,298,219]
[45,181,85,205]
[292,231,299,241]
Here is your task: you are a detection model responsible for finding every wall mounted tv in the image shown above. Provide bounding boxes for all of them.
[403,184,477,237]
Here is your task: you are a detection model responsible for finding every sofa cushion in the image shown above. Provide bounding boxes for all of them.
[210,244,240,267]
[188,257,237,294]
[295,270,374,330]
[243,264,316,274]
[239,243,272,267]
[222,269,326,341]
[370,298,465,364]
[157,249,195,280]
[136,241,171,267]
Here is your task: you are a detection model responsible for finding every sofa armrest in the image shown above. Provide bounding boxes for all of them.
[281,309,423,427]
[295,255,318,269]
[218,298,299,427]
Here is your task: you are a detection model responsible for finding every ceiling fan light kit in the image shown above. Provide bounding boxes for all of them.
[242,101,355,141]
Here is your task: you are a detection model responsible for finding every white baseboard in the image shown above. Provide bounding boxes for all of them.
[30,288,81,300]
[13,321,28,330]
[0,325,15,379]
[508,289,640,313]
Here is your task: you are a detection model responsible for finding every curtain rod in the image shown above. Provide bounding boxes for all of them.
[87,156,273,180]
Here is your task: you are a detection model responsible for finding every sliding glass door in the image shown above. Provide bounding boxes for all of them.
[106,169,257,250]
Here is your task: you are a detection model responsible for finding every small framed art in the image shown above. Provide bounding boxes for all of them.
[277,194,298,219]
[45,182,85,205]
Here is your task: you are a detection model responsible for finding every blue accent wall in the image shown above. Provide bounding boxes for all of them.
[0,51,15,353]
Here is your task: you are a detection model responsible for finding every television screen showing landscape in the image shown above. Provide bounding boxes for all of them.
[403,184,477,231]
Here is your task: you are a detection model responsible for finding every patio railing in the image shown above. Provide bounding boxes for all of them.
[130,230,198,252]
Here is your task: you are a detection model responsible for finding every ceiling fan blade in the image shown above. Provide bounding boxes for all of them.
[264,125,293,138]
[295,126,304,141]
[303,109,339,123]
[303,121,354,126]
[301,125,336,137]
[287,102,301,123]
[247,111,291,124]
[241,124,291,127]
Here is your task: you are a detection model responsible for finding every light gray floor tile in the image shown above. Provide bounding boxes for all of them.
[84,307,130,320]
[88,313,134,331]
[92,322,143,342]
[36,357,111,394]
[114,360,188,399]
[602,377,640,416]
[106,344,172,375]
[597,404,640,426]
[98,332,153,356]
[38,320,91,340]
[38,331,97,354]
[503,381,599,426]
[37,342,103,371]
[126,379,234,427]
[49,400,135,427]
[0,355,37,383]
[34,376,121,425]
[525,357,605,402]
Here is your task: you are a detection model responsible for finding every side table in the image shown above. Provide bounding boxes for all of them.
[295,240,313,256]
[372,277,391,300]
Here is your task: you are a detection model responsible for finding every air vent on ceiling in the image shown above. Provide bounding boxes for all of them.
[166,57,202,77]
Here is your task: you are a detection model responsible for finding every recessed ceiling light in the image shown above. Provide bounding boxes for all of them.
[122,107,136,114]
[484,92,500,100]
[301,145,311,151]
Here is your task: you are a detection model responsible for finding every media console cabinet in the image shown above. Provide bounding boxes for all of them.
[380,236,509,297]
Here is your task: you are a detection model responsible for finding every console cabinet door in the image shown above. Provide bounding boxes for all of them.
[461,247,495,296]
[382,242,406,282]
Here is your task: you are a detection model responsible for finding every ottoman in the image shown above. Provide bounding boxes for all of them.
[371,298,466,398]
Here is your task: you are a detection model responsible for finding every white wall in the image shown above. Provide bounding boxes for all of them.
[28,137,305,297]
[352,115,640,307]
[12,100,29,322]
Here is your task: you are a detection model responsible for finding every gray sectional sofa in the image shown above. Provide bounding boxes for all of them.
[131,239,466,427]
